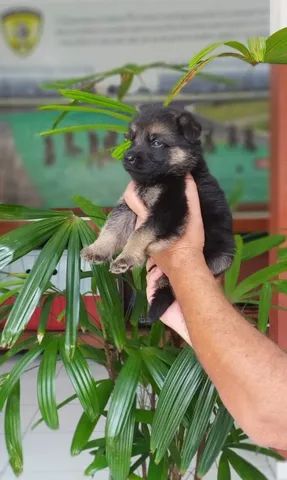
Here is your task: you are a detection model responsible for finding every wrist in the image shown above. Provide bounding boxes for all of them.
[163,250,208,280]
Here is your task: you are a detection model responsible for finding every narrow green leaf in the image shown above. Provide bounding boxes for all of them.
[129,290,147,328]
[217,453,231,480]
[225,426,248,444]
[60,343,99,421]
[84,450,108,476]
[247,37,266,62]
[148,322,164,347]
[118,72,134,100]
[227,179,244,210]
[78,218,126,351]
[41,123,128,137]
[273,280,287,294]
[32,394,77,430]
[0,204,70,220]
[65,224,81,359]
[242,235,285,261]
[106,405,135,480]
[78,344,106,365]
[145,347,176,366]
[0,288,19,305]
[226,449,268,480]
[1,222,71,347]
[37,295,55,343]
[111,139,131,161]
[188,41,223,69]
[42,62,185,91]
[59,89,136,114]
[0,304,13,323]
[165,55,216,105]
[0,279,24,290]
[83,437,106,451]
[197,405,234,476]
[225,443,283,461]
[224,235,243,297]
[181,378,217,472]
[84,432,148,457]
[37,338,59,429]
[141,348,169,390]
[73,196,106,228]
[71,379,113,455]
[231,262,287,302]
[134,409,154,424]
[0,344,43,410]
[257,283,272,333]
[40,104,132,122]
[0,217,66,270]
[224,41,252,60]
[0,336,37,367]
[78,295,103,338]
[106,352,141,438]
[50,99,78,129]
[4,381,23,475]
[151,348,204,463]
[278,247,287,261]
[147,455,168,479]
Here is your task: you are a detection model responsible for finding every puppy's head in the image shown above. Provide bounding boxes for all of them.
[123,105,202,183]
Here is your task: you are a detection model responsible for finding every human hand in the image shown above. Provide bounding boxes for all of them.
[124,175,205,278]
[146,258,192,345]
[124,176,205,345]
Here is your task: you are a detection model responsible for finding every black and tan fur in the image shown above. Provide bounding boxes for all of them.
[82,105,234,322]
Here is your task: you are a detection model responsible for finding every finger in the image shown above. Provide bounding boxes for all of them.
[160,302,192,346]
[135,216,144,229]
[147,266,162,283]
[146,269,163,302]
[124,181,148,219]
[185,175,204,228]
[146,257,156,272]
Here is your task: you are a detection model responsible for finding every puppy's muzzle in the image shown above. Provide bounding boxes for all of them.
[125,151,137,165]
[124,149,144,171]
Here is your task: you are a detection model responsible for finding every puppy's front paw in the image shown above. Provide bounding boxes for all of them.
[110,256,133,274]
[81,245,109,264]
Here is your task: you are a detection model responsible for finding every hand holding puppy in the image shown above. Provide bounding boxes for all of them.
[124,175,206,344]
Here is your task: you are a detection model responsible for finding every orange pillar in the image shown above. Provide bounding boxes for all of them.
[269,65,287,349]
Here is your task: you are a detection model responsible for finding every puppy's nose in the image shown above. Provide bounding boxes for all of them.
[125,151,136,164]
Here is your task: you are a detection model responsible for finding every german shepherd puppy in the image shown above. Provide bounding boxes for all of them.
[82,105,234,323]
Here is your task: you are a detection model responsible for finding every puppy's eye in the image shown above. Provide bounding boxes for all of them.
[151,138,164,148]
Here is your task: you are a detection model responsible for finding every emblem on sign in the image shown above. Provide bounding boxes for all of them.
[1,8,43,56]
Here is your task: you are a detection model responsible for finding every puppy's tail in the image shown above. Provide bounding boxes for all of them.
[147,276,174,324]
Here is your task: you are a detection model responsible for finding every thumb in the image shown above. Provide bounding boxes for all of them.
[124,181,148,220]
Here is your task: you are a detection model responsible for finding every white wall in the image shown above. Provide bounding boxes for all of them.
[270,0,287,32]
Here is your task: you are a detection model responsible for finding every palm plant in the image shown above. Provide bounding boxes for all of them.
[1,27,287,479]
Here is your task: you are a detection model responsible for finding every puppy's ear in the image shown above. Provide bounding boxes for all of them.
[177,111,201,143]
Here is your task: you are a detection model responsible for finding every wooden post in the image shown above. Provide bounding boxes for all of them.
[269,65,287,349]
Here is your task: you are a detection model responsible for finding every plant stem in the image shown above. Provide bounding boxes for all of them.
[103,341,116,381]
[170,466,182,480]
[150,391,156,410]
[142,460,147,479]
[194,436,206,480]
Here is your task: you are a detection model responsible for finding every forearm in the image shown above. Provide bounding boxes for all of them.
[169,255,287,448]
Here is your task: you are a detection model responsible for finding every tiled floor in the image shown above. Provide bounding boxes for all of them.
[0,356,281,479]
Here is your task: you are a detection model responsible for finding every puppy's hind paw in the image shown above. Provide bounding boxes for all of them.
[110,256,133,274]
[81,246,108,265]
